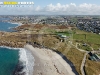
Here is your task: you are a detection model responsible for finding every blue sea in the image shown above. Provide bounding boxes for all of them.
[0,22,18,32]
[0,22,34,75]
[0,47,19,75]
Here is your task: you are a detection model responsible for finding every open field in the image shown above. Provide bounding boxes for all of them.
[73,29,100,50]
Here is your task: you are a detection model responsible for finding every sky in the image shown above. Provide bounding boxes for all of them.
[0,0,100,15]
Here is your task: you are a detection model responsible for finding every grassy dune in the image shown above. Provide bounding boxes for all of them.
[85,55,100,75]
[66,48,84,75]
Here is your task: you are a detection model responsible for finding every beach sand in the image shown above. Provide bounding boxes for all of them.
[25,44,75,75]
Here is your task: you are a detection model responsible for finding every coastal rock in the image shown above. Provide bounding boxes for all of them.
[0,41,24,48]
[13,61,25,75]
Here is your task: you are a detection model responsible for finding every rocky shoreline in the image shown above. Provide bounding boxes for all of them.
[13,61,25,75]
[0,41,25,48]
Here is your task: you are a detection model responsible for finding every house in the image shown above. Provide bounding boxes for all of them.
[89,52,100,61]
[58,34,67,42]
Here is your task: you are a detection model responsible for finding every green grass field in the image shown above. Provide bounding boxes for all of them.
[55,31,72,36]
[77,44,92,51]
[73,29,100,50]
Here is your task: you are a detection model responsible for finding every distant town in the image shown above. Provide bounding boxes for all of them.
[0,15,100,34]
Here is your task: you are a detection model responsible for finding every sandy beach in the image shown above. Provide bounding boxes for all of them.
[24,44,76,75]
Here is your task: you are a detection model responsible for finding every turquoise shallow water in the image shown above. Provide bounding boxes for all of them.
[0,47,19,75]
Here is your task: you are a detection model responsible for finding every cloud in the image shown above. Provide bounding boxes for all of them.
[0,3,100,15]
[45,3,69,12]
[35,6,41,11]
[34,3,100,15]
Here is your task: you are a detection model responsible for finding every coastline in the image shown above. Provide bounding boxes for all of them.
[0,21,23,32]
[0,21,78,75]
[0,46,34,75]
[8,22,24,30]
[8,22,23,26]
[25,44,76,75]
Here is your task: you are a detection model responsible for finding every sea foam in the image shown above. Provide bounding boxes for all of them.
[0,46,35,75]
[19,48,35,75]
